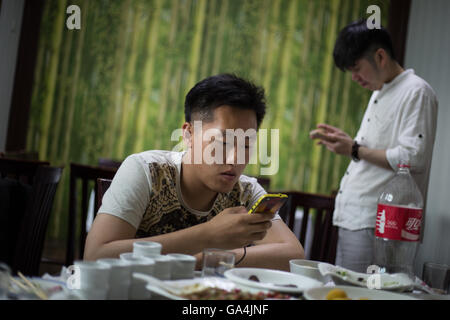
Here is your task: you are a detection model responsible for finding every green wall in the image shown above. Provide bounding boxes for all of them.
[27,0,390,240]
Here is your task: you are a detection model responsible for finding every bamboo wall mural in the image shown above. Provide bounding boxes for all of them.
[27,0,390,240]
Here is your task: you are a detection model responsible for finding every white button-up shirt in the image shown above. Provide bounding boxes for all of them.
[333,69,438,231]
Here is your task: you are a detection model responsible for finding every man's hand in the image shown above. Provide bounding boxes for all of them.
[310,123,353,157]
[204,206,274,249]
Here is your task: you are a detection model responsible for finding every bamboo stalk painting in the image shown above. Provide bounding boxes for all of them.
[27,0,390,240]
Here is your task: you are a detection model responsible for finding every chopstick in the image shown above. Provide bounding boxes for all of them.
[16,272,48,300]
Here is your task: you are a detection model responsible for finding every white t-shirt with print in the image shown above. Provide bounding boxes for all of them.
[98,150,279,237]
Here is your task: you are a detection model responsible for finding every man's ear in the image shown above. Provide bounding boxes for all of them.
[182,122,193,148]
[375,48,388,68]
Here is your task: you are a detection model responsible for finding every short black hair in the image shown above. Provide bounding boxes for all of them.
[333,19,396,71]
[184,74,266,128]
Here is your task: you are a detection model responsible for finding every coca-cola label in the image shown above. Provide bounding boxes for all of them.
[375,204,422,241]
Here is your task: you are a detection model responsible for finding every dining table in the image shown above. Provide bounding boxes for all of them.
[3,262,450,301]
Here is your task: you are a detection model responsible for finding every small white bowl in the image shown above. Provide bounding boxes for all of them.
[289,259,327,283]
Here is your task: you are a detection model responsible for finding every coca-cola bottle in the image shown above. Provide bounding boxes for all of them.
[374,160,423,277]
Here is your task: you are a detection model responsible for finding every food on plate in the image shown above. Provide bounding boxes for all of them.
[180,287,292,300]
[325,288,369,300]
[247,275,297,288]
[249,275,260,282]
[325,288,348,300]
[278,284,298,288]
[336,270,348,277]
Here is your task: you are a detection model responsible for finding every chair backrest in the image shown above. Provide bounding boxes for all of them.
[0,157,49,185]
[67,163,117,266]
[98,158,122,169]
[255,177,271,191]
[0,150,40,161]
[95,178,113,213]
[12,166,63,276]
[278,191,338,264]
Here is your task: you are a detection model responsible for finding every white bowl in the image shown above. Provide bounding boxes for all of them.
[289,259,327,283]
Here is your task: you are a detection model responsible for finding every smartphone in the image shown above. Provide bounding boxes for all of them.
[248,193,288,214]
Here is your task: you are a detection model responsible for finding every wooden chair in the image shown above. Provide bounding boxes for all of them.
[0,150,40,161]
[12,166,63,276]
[95,178,113,213]
[0,158,63,275]
[98,158,122,169]
[255,176,271,191]
[0,157,49,185]
[277,191,338,264]
[66,163,117,266]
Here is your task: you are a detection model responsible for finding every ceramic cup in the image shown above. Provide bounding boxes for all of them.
[97,258,131,300]
[73,261,111,299]
[120,255,155,300]
[167,253,197,280]
[139,253,172,280]
[132,241,162,257]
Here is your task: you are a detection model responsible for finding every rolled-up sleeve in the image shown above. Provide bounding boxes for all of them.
[386,88,438,173]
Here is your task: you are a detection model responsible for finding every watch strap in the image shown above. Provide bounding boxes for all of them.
[352,141,361,162]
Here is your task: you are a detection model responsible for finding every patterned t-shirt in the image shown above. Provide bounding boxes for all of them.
[98,150,277,238]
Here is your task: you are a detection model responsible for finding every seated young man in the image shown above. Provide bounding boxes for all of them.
[84,74,304,271]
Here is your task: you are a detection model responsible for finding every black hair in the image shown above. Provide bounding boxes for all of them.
[333,19,396,71]
[184,74,266,128]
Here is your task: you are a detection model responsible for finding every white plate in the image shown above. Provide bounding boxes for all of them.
[135,273,268,300]
[318,263,415,292]
[304,285,419,300]
[224,268,322,294]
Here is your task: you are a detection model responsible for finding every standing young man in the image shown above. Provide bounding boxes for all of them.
[310,20,438,272]
[85,74,304,271]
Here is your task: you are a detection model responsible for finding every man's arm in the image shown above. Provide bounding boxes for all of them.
[84,206,278,261]
[84,213,210,260]
[224,219,304,271]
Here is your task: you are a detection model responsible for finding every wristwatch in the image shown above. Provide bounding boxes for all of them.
[351,141,361,162]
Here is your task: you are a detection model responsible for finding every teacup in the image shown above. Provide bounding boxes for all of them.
[73,261,111,299]
[120,255,155,300]
[139,253,172,280]
[97,258,131,300]
[132,241,162,257]
[167,253,197,280]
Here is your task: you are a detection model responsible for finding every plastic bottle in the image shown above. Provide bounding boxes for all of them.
[374,161,423,277]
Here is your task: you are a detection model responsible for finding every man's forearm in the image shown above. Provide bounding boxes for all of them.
[231,243,304,271]
[85,222,211,260]
[194,242,304,272]
[358,146,392,170]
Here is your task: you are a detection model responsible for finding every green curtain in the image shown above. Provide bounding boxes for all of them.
[27,0,390,240]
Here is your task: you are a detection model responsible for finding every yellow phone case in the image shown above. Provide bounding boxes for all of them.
[248,193,288,214]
